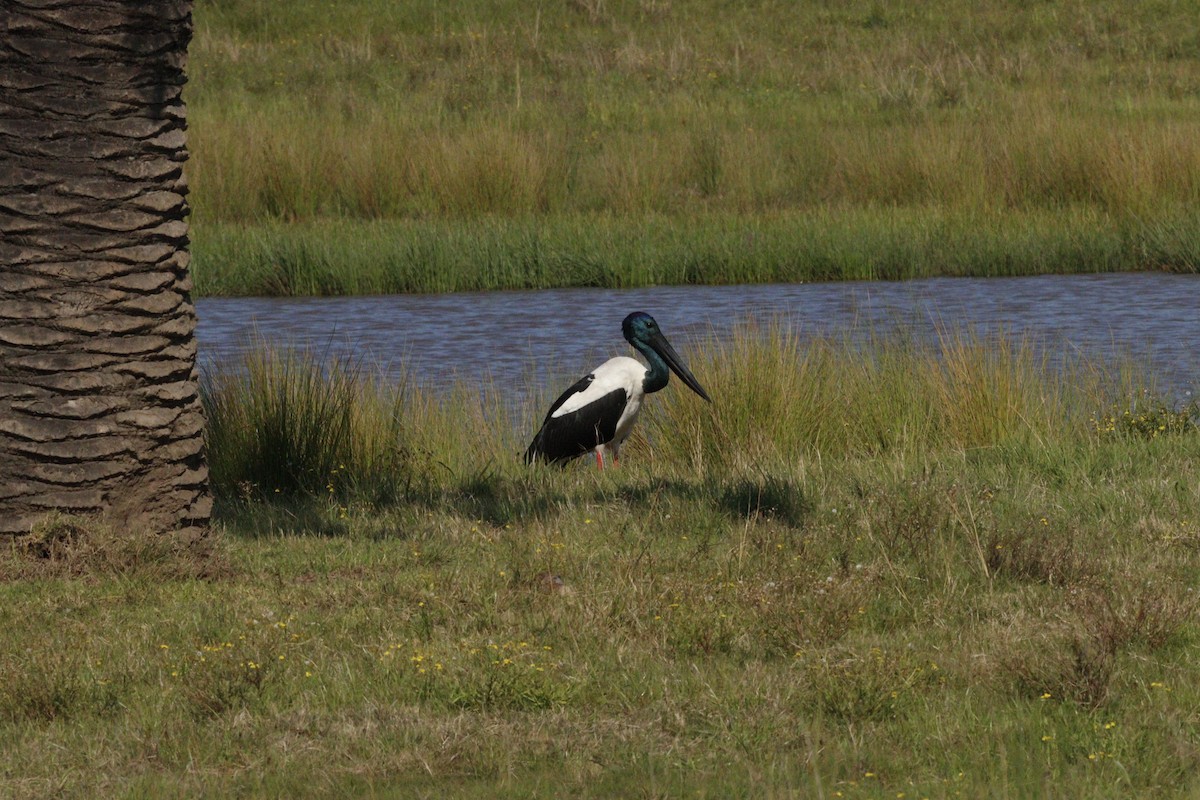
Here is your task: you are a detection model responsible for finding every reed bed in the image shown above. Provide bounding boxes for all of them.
[6,327,1200,796]
[185,0,1200,294]
[192,207,1190,296]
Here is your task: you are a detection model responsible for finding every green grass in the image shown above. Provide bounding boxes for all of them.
[185,0,1200,294]
[191,206,1200,296]
[202,345,412,503]
[4,330,1200,797]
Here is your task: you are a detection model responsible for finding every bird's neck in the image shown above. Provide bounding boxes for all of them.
[635,342,669,394]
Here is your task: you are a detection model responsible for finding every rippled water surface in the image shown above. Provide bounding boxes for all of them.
[197,273,1199,399]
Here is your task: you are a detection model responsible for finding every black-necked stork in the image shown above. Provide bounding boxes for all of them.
[525,312,711,468]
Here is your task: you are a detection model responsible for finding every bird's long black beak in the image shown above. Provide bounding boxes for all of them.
[650,332,711,402]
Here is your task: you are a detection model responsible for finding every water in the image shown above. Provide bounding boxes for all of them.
[196,272,1200,400]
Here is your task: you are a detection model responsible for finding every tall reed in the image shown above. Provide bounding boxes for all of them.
[201,345,411,503]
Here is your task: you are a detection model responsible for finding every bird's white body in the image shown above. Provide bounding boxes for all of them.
[525,312,709,469]
[551,356,647,463]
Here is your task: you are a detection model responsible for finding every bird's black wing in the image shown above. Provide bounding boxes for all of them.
[525,375,627,465]
[540,374,595,425]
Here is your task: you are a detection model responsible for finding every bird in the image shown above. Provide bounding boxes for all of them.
[525,311,711,469]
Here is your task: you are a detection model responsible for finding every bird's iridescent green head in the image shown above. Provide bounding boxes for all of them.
[621,311,660,345]
[621,312,711,402]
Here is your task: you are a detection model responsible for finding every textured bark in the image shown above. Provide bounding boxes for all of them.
[0,0,210,535]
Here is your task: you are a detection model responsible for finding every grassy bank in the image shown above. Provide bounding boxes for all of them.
[191,208,1200,296]
[4,331,1199,797]
[185,0,1200,294]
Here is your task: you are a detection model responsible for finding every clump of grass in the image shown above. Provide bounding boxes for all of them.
[441,639,577,711]
[201,343,414,504]
[1001,621,1122,710]
[0,647,100,725]
[755,565,885,654]
[798,645,941,722]
[996,575,1196,710]
[718,473,809,526]
[986,517,1093,587]
[163,613,305,719]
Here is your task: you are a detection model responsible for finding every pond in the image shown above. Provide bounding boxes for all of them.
[197,272,1199,400]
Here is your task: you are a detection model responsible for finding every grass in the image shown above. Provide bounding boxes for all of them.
[185,0,1200,294]
[191,206,1196,296]
[202,345,412,503]
[4,329,1200,797]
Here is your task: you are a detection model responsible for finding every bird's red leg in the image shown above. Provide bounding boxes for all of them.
[595,449,604,470]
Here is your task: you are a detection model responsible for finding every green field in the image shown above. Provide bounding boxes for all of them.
[10,1,1200,795]
[4,332,1199,797]
[187,0,1200,295]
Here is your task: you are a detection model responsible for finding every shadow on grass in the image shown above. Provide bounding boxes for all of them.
[717,474,810,527]
[216,467,812,539]
[214,498,356,539]
[440,473,569,527]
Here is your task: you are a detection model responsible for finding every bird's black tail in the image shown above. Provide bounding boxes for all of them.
[523,434,543,465]
[525,432,573,467]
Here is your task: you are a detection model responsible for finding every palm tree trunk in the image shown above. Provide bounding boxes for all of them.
[0,0,210,535]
